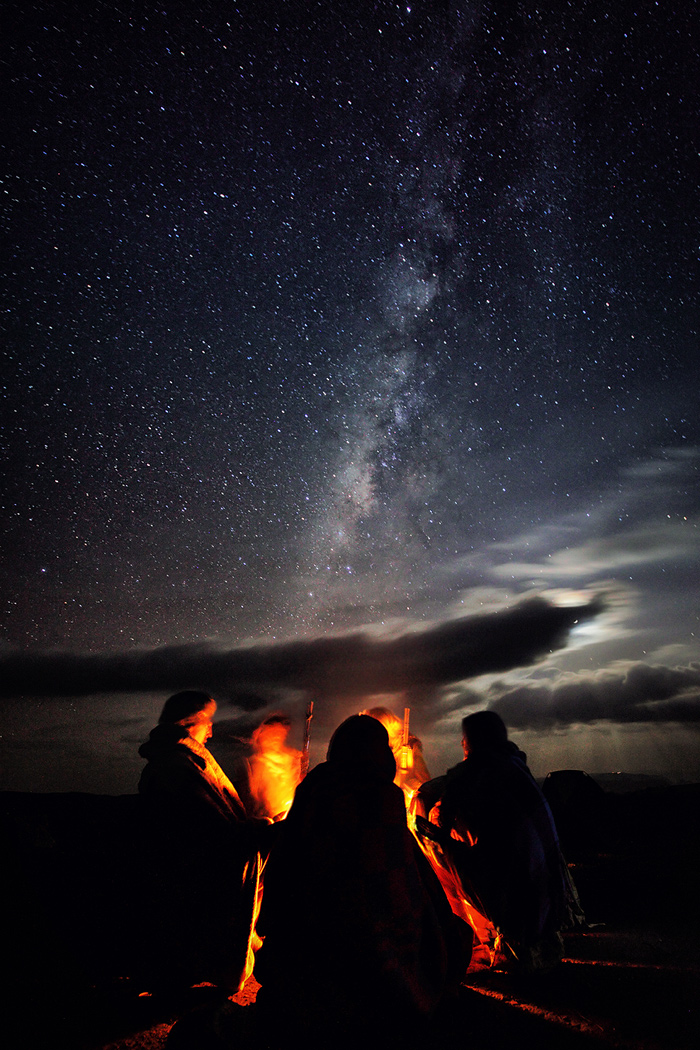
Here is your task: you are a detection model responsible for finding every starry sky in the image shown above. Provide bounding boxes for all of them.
[2,0,699,794]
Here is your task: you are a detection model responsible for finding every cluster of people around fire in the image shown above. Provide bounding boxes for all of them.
[137,692,582,1048]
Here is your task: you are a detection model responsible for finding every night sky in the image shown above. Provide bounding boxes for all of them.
[2,0,698,793]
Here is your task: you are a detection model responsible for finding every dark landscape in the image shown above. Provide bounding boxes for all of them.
[4,777,699,1050]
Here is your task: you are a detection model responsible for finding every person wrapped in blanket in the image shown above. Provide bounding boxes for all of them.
[420,711,580,972]
[137,691,270,995]
[254,714,470,1048]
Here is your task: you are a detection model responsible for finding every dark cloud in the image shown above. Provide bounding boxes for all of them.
[486,662,700,728]
[0,596,601,703]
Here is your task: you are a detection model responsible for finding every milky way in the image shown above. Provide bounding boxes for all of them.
[2,1,698,791]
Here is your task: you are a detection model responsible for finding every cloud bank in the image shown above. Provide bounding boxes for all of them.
[483,662,700,728]
[0,596,600,703]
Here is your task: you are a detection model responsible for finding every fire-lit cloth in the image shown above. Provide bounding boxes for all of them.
[139,724,247,824]
[436,746,571,970]
[137,723,262,991]
[255,716,469,1046]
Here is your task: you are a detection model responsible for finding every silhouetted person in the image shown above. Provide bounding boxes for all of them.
[254,715,469,1049]
[138,691,264,994]
[430,711,573,971]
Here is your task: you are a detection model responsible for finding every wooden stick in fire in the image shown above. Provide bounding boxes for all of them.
[399,705,413,772]
[300,698,314,779]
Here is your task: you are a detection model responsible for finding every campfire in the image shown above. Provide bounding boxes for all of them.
[247,703,504,972]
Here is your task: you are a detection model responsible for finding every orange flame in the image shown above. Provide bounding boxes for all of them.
[246,721,302,821]
[413,802,506,971]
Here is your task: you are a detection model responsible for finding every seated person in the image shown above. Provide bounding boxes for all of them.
[138,691,265,993]
[427,710,574,971]
[255,715,469,1048]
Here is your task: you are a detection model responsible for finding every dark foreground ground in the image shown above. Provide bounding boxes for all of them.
[3,781,699,1050]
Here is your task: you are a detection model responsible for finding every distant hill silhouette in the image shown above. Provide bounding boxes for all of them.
[590,771,673,793]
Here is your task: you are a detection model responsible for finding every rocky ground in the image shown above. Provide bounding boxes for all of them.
[4,783,699,1050]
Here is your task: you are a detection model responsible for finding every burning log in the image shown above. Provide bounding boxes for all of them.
[398,706,413,774]
[300,698,314,779]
